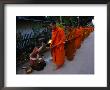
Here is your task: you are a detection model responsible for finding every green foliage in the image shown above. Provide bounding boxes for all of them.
[56,23,64,29]
[61,16,78,27]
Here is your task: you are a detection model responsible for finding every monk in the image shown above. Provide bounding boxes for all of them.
[50,21,66,70]
[74,26,82,49]
[87,27,92,37]
[65,24,76,61]
[79,26,84,42]
[83,27,89,38]
[81,26,86,42]
[89,26,94,32]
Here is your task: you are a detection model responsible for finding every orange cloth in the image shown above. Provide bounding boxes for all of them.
[50,27,66,66]
[74,27,82,49]
[83,27,90,38]
[82,27,88,39]
[65,28,76,60]
[82,27,86,41]
[85,27,93,37]
[79,26,84,42]
[89,26,94,32]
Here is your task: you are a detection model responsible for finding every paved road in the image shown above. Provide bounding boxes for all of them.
[17,32,94,74]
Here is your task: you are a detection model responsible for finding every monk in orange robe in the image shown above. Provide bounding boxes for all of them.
[74,27,82,49]
[65,24,76,61]
[89,26,94,32]
[79,26,84,42]
[82,27,86,39]
[88,27,91,35]
[84,27,89,38]
[50,21,66,70]
[81,27,86,42]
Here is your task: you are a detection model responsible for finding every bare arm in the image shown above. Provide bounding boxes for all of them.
[38,42,44,52]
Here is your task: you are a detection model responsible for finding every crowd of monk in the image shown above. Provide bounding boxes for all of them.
[50,22,94,70]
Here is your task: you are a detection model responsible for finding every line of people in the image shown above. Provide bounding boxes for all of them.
[49,21,94,70]
[24,21,94,73]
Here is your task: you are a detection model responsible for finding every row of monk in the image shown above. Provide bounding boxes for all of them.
[49,21,94,70]
[26,21,94,72]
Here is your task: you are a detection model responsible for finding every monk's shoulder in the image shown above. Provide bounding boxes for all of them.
[58,27,64,33]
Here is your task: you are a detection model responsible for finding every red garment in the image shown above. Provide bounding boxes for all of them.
[74,28,82,49]
[65,28,76,60]
[50,27,66,66]
[29,47,39,66]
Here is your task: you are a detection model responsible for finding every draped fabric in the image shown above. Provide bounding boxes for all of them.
[50,27,66,65]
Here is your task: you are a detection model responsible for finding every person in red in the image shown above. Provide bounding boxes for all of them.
[29,42,44,67]
[65,24,76,61]
[22,42,44,73]
[74,26,82,49]
[50,21,66,70]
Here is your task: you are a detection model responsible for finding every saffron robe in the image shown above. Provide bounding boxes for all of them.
[74,27,82,49]
[65,28,76,60]
[50,27,66,65]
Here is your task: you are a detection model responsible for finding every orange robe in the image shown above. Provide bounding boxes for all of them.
[65,29,76,60]
[74,27,82,49]
[84,27,89,38]
[50,27,65,66]
[83,27,88,39]
[79,26,84,42]
[89,26,94,32]
[82,27,86,41]
[88,27,91,35]
[81,27,85,40]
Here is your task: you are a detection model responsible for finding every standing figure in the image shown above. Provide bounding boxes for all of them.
[65,24,76,61]
[74,26,82,49]
[50,21,66,70]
